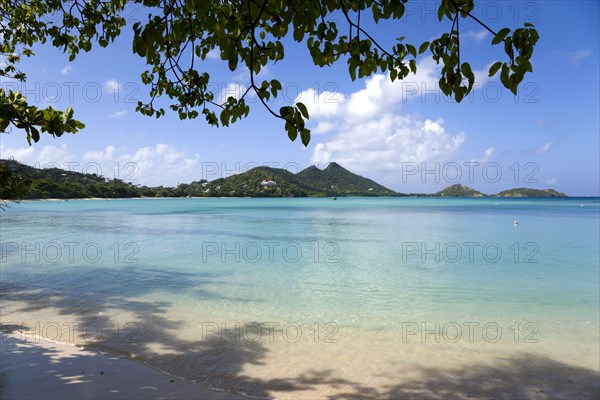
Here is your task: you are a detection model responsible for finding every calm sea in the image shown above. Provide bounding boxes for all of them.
[1,197,599,398]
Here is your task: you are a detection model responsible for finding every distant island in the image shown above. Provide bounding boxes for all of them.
[434,184,566,198]
[435,184,485,197]
[0,159,567,200]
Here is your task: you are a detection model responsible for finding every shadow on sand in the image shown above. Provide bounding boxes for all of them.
[1,265,599,399]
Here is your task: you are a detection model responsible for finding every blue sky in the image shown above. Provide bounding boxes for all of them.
[1,1,598,195]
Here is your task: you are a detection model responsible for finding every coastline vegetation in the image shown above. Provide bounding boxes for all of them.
[0,159,567,200]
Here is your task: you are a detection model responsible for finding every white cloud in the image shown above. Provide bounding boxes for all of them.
[37,145,71,165]
[312,121,335,135]
[104,79,122,93]
[545,177,557,185]
[296,88,345,119]
[60,65,72,76]
[83,145,116,161]
[296,59,472,176]
[462,30,489,43]
[0,143,36,162]
[472,147,494,163]
[1,143,72,166]
[297,58,492,124]
[110,109,127,118]
[120,143,201,186]
[535,142,552,155]
[1,142,202,187]
[311,116,465,175]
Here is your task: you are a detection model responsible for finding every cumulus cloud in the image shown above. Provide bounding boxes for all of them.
[0,143,71,167]
[83,145,116,161]
[119,143,201,186]
[311,116,465,174]
[1,142,202,187]
[0,143,36,162]
[312,121,335,135]
[294,58,474,176]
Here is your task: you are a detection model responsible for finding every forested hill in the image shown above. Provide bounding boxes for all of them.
[495,188,567,197]
[0,159,398,198]
[0,159,159,198]
[0,159,568,199]
[295,162,394,195]
[207,162,398,197]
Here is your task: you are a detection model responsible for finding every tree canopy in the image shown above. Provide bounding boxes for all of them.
[0,0,538,145]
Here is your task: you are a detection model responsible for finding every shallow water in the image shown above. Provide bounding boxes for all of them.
[1,198,599,398]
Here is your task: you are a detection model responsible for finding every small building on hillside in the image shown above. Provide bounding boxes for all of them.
[261,180,277,186]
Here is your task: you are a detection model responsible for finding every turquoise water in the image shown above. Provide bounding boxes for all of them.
[1,197,599,396]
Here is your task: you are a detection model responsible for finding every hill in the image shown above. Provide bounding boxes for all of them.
[435,184,485,197]
[0,159,399,199]
[1,159,569,200]
[205,166,311,197]
[205,163,397,197]
[0,159,157,198]
[295,162,396,196]
[494,188,567,197]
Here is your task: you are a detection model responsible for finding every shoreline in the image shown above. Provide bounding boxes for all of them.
[4,196,596,203]
[0,332,249,400]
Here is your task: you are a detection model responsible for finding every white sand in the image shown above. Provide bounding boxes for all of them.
[0,333,247,399]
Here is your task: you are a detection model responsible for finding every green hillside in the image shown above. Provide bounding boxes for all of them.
[0,159,398,199]
[1,159,569,200]
[295,162,396,196]
[494,188,567,197]
[0,159,155,199]
[435,184,485,197]
[205,166,312,197]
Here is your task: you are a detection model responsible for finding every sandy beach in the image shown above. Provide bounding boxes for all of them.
[0,332,245,400]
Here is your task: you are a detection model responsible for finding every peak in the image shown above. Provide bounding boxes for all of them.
[325,162,343,169]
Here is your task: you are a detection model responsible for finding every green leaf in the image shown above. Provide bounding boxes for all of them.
[271,79,282,91]
[296,102,309,119]
[286,124,297,141]
[492,28,511,45]
[488,61,502,77]
[418,41,430,54]
[437,5,445,21]
[219,109,229,126]
[300,129,311,146]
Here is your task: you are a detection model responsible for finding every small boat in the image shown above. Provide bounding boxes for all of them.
[332,197,337,201]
